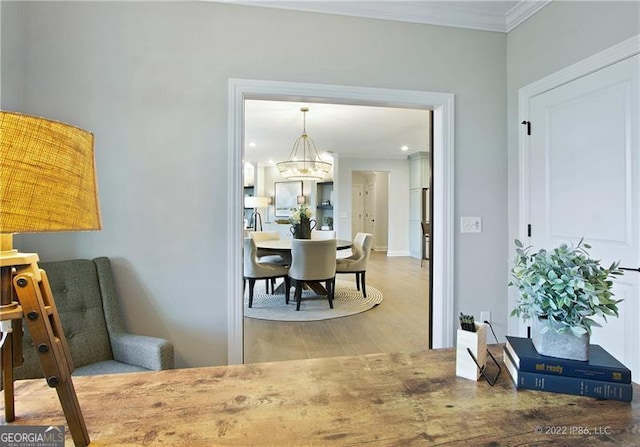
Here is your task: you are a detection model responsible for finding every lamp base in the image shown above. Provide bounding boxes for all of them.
[0,244,90,446]
[0,234,13,252]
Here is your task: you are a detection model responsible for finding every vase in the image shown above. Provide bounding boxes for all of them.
[290,217,316,239]
[531,316,589,361]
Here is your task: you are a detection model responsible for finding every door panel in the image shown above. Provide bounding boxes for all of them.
[351,185,363,238]
[528,55,639,379]
[364,183,376,236]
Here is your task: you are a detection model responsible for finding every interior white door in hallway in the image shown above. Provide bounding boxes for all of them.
[351,185,363,238]
[526,55,639,379]
[364,183,376,236]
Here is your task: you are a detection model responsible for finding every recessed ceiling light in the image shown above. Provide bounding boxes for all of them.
[248,142,256,147]
[401,145,409,151]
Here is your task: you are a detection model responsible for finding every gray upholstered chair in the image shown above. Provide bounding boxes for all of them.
[289,239,337,311]
[336,233,373,297]
[15,257,174,379]
[243,237,290,307]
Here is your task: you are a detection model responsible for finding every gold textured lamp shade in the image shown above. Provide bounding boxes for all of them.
[0,111,102,234]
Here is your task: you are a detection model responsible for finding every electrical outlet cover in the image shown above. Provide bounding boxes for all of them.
[461,217,482,233]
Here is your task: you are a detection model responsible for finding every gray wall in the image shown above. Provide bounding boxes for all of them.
[2,1,508,367]
[0,1,25,109]
[506,1,640,333]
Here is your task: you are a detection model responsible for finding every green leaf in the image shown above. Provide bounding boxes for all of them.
[570,326,587,336]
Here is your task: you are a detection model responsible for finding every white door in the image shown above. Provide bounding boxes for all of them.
[528,55,639,379]
[364,183,376,236]
[351,185,363,238]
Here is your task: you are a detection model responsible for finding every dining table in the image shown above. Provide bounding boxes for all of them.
[255,238,352,252]
[7,345,640,446]
[255,238,352,295]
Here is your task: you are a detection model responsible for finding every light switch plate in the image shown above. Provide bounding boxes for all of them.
[461,217,482,233]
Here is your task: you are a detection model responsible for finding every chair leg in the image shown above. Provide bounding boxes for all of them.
[295,281,303,311]
[270,278,276,294]
[248,279,256,308]
[285,276,291,304]
[355,272,360,291]
[327,278,334,309]
[360,272,367,298]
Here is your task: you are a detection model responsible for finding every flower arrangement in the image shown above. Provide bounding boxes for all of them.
[510,238,623,336]
[289,203,313,224]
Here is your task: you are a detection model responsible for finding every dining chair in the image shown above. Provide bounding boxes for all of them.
[243,238,290,307]
[249,230,290,292]
[248,230,289,263]
[289,239,337,311]
[335,233,373,298]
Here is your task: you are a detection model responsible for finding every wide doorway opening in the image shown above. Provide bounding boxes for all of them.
[228,79,455,364]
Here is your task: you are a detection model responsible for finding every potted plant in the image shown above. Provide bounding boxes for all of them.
[289,204,316,239]
[510,239,623,361]
[321,216,333,230]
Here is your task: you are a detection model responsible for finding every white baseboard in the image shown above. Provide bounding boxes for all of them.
[387,250,411,257]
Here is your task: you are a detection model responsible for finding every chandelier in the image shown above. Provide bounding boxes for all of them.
[276,107,332,180]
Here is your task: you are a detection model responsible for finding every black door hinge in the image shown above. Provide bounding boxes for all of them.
[521,120,531,135]
[527,224,532,237]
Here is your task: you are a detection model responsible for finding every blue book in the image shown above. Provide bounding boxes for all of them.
[503,347,633,402]
[505,336,631,384]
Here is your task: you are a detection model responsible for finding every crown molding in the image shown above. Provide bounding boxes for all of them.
[217,1,552,33]
[505,0,552,32]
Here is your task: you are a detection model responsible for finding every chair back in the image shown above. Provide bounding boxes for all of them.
[311,229,336,240]
[249,230,279,242]
[289,239,337,281]
[16,258,119,378]
[354,232,373,257]
[243,237,260,276]
[345,233,373,271]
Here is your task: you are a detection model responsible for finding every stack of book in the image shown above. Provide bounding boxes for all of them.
[503,336,633,402]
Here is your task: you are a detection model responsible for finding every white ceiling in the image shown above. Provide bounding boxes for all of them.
[238,1,551,167]
[244,100,431,166]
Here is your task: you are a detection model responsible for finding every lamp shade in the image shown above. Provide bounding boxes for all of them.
[276,107,332,181]
[0,111,102,233]
[244,196,271,209]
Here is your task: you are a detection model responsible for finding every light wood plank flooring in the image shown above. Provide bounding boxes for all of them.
[243,251,429,364]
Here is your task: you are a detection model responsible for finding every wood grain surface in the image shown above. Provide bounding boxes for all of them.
[3,347,639,446]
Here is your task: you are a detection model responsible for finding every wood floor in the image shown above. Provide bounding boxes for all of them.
[243,251,430,364]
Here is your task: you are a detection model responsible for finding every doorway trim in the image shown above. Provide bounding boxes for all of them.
[227,79,455,364]
[517,34,640,336]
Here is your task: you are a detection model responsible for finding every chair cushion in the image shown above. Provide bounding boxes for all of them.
[73,360,148,376]
[336,257,364,272]
[39,259,114,368]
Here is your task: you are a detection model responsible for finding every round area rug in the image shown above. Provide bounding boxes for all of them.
[244,280,383,321]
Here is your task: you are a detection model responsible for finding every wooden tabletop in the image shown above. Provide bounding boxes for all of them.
[5,347,639,446]
[256,238,352,251]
